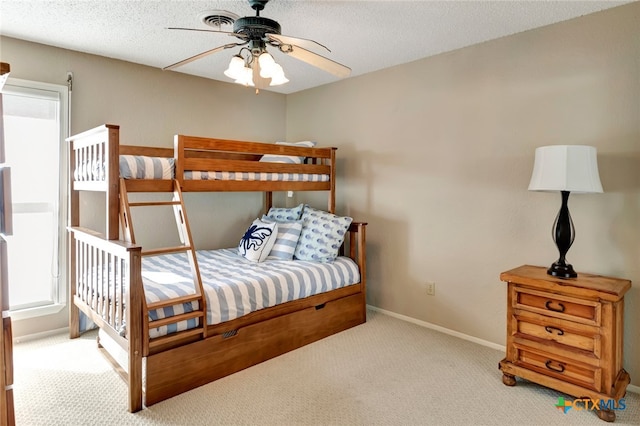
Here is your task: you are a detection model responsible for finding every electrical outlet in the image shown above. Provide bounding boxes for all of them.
[426,282,436,296]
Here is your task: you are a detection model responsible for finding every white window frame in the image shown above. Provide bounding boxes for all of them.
[3,77,69,320]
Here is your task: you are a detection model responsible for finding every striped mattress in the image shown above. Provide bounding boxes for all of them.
[74,155,329,182]
[184,170,329,182]
[143,248,360,338]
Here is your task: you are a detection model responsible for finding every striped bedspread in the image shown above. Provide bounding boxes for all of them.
[142,248,360,338]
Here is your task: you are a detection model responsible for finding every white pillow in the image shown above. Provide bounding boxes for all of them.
[261,216,304,261]
[237,218,278,262]
[259,141,316,164]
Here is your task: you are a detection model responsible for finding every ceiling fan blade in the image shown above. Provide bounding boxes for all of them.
[163,42,246,71]
[167,27,247,38]
[266,33,330,53]
[280,45,351,78]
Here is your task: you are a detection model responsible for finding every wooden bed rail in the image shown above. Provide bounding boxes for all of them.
[67,124,120,240]
[175,134,337,211]
[67,226,144,412]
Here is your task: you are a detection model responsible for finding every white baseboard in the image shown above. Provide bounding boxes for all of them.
[367,305,639,394]
[367,305,506,351]
[12,327,69,344]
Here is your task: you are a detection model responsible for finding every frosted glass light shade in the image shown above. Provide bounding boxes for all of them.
[224,55,245,80]
[258,53,277,78]
[269,64,289,86]
[234,66,254,87]
[528,145,603,194]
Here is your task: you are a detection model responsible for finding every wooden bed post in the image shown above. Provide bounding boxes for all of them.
[127,247,144,413]
[328,148,336,213]
[68,138,80,339]
[173,135,185,189]
[355,222,367,321]
[264,191,273,214]
[105,125,120,240]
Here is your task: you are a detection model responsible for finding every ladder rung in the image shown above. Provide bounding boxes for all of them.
[128,201,181,207]
[142,246,192,256]
[149,327,205,349]
[147,294,202,311]
[149,310,204,329]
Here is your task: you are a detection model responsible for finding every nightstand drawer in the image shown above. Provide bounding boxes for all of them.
[514,345,602,392]
[513,287,600,326]
[514,313,601,358]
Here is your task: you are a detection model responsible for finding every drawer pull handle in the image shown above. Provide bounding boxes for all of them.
[545,300,565,313]
[544,326,565,336]
[545,360,566,373]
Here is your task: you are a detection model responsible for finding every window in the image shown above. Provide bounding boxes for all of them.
[2,78,68,318]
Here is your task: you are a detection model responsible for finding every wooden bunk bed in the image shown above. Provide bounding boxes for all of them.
[67,124,367,412]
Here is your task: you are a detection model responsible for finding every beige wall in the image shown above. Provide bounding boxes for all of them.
[2,3,639,387]
[286,3,640,386]
[1,37,286,336]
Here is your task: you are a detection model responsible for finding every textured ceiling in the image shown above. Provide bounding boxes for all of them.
[0,1,630,94]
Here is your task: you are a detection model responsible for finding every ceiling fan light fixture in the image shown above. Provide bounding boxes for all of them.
[164,0,351,91]
[234,66,255,87]
[269,64,288,86]
[258,52,277,78]
[224,54,246,80]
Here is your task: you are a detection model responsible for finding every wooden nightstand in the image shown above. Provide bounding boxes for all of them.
[498,265,631,422]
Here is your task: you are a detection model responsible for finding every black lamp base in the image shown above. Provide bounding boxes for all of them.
[547,191,578,279]
[547,262,577,278]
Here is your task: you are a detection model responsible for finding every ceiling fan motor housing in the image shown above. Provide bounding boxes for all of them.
[234,16,281,39]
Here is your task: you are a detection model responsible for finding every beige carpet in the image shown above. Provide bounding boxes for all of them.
[12,309,640,425]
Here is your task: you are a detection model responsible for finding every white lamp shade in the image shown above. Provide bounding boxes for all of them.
[528,145,603,193]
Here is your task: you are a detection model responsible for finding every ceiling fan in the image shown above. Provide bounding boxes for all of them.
[163,0,351,89]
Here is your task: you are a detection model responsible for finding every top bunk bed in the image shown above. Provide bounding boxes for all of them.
[68,124,337,240]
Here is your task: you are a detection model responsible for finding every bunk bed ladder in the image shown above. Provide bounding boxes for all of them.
[118,178,207,347]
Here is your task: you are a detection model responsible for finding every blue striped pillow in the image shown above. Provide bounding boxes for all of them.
[259,141,316,164]
[261,216,303,261]
[119,155,174,179]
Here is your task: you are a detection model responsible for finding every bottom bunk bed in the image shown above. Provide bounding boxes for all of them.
[67,124,366,411]
[69,220,366,412]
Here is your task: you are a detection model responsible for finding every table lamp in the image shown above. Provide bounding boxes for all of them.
[528,145,603,278]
